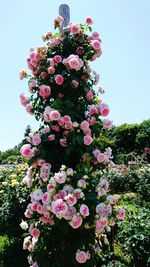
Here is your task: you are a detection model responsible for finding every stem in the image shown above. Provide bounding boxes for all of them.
[111,225,115,266]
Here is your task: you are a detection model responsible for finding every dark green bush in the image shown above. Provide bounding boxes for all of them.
[117,206,150,267]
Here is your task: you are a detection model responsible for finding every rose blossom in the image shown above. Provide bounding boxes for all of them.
[96,203,112,217]
[107,195,116,205]
[32,134,41,146]
[32,189,43,201]
[77,179,86,188]
[63,115,71,124]
[80,204,89,217]
[96,218,108,232]
[42,192,50,204]
[55,74,64,85]
[51,199,68,218]
[103,120,112,130]
[86,17,93,25]
[89,106,98,115]
[49,110,60,121]
[48,134,55,141]
[86,90,93,101]
[25,104,34,115]
[20,144,33,159]
[71,79,79,88]
[66,194,77,206]
[84,135,93,145]
[47,66,55,74]
[91,40,101,50]
[70,214,83,229]
[20,220,28,230]
[20,94,29,106]
[76,250,87,264]
[99,103,110,117]
[54,55,62,63]
[54,171,67,184]
[97,153,106,163]
[40,72,47,79]
[30,228,40,239]
[80,120,89,131]
[70,23,80,34]
[116,208,126,220]
[60,138,67,147]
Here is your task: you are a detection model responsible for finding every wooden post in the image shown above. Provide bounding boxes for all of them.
[59,4,70,32]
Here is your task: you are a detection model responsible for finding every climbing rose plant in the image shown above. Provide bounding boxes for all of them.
[20,14,125,267]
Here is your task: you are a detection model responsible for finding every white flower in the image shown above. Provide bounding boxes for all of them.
[32,189,43,201]
[66,168,74,176]
[20,220,29,230]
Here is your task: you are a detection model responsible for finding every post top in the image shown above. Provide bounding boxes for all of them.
[59,4,70,29]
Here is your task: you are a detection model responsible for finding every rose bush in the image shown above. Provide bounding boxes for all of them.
[19,14,125,267]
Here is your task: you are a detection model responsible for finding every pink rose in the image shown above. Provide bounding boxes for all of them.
[51,199,68,218]
[76,251,87,264]
[97,153,106,163]
[80,121,90,131]
[49,58,55,67]
[70,214,82,229]
[89,117,96,126]
[51,125,60,132]
[54,55,62,63]
[30,228,40,239]
[40,72,47,79]
[49,110,60,121]
[89,106,98,115]
[47,66,55,74]
[60,138,67,147]
[71,80,79,88]
[63,115,71,124]
[58,118,64,126]
[86,17,93,25]
[116,208,126,220]
[99,104,110,117]
[103,120,112,130]
[28,80,36,93]
[96,218,107,233]
[86,90,93,101]
[25,104,34,115]
[91,40,101,50]
[70,23,80,34]
[20,144,33,159]
[94,74,100,85]
[20,94,29,106]
[32,134,41,146]
[92,31,100,39]
[42,192,50,204]
[48,134,55,141]
[55,74,64,85]
[84,135,93,145]
[69,57,80,69]
[80,204,89,217]
[66,194,77,206]
[39,85,51,99]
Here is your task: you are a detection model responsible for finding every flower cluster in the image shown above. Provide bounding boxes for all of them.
[19,14,125,267]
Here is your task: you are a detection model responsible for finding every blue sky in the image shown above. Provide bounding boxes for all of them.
[0,0,150,151]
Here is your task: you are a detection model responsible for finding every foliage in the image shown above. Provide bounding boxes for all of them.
[116,202,150,267]
[0,164,29,237]
[107,164,150,201]
[0,235,28,267]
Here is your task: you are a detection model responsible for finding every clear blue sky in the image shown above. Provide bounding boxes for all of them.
[0,0,150,151]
